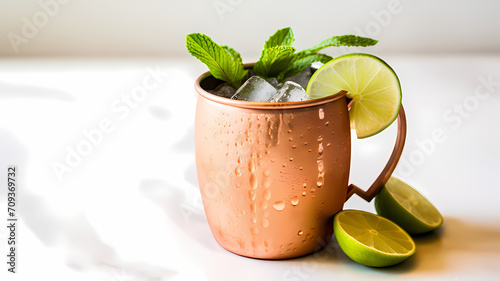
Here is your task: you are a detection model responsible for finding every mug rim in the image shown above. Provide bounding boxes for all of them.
[194,63,347,110]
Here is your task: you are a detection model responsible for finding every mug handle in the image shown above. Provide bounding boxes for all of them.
[345,105,407,202]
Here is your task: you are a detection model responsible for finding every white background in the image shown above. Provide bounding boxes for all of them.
[1,1,500,281]
[1,0,500,57]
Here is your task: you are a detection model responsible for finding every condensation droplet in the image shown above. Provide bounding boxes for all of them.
[317,159,324,172]
[303,183,307,188]
[287,129,292,134]
[317,176,324,188]
[319,108,325,120]
[302,191,306,196]
[251,218,257,223]
[273,201,285,211]
[317,136,323,142]
[325,121,329,126]
[237,157,242,164]
[250,173,258,189]
[318,143,324,154]
[291,197,299,206]
[249,159,256,173]
[289,137,293,142]
[308,149,312,152]
[262,219,269,228]
[289,158,294,161]
[260,200,268,210]
[249,190,256,200]
[264,189,272,200]
[292,145,297,149]
[271,158,276,163]
[327,143,331,147]
[263,170,270,177]
[303,142,308,145]
[250,203,257,213]
[235,167,241,176]
[299,167,303,170]
[297,230,303,236]
[282,163,286,168]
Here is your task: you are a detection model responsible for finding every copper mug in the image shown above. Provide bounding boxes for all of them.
[194,67,406,259]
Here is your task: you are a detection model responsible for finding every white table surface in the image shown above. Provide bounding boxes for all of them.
[0,55,499,281]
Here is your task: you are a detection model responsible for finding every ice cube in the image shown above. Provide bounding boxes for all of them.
[208,83,236,99]
[231,76,277,102]
[283,67,313,89]
[269,81,311,103]
[310,62,322,72]
[267,78,282,89]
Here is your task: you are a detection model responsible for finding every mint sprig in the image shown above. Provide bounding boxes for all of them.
[254,28,296,79]
[186,28,378,87]
[186,33,248,88]
[283,53,333,78]
[264,27,295,49]
[254,28,378,82]
[253,45,296,80]
[301,34,379,54]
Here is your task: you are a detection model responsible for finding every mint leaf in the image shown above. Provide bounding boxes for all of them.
[254,45,295,79]
[222,45,249,85]
[283,53,332,78]
[302,35,378,54]
[222,45,243,63]
[264,27,295,49]
[276,34,377,79]
[186,33,247,88]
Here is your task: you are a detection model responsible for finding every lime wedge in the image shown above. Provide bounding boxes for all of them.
[334,210,415,267]
[375,177,444,234]
[307,53,402,138]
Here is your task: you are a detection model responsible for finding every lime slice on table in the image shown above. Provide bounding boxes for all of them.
[334,210,415,267]
[307,53,402,138]
[375,177,444,234]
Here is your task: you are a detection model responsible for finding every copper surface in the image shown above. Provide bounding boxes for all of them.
[194,68,406,259]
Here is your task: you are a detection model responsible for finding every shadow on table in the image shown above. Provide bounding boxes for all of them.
[0,130,177,280]
[139,177,219,252]
[274,216,500,278]
[398,216,500,273]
